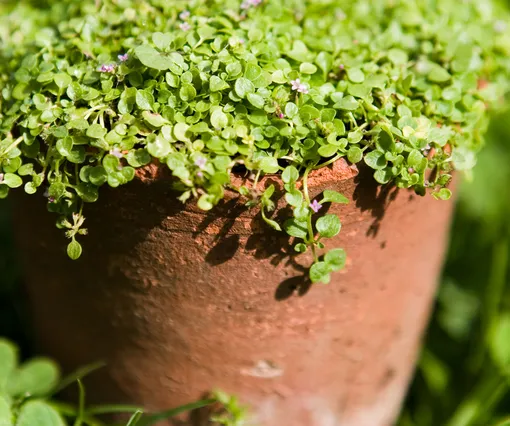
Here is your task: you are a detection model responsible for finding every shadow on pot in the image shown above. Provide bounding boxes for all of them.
[352,172,399,238]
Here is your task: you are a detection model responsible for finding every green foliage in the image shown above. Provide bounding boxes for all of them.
[0,0,509,282]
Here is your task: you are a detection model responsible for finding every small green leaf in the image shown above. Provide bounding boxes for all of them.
[310,261,331,284]
[408,150,424,168]
[210,109,229,129]
[347,146,363,163]
[88,167,108,186]
[364,150,387,170]
[7,358,60,397]
[174,122,190,141]
[316,214,341,238]
[179,84,197,102]
[337,96,359,110]
[76,183,99,203]
[388,48,408,65]
[282,166,299,184]
[135,45,173,71]
[433,188,452,201]
[284,218,308,239]
[316,52,333,78]
[53,73,72,90]
[197,194,214,211]
[136,90,154,111]
[262,216,282,231]
[147,136,171,158]
[152,32,172,50]
[48,183,65,200]
[347,68,365,83]
[285,102,299,118]
[318,144,337,158]
[428,65,451,83]
[209,76,229,92]
[16,400,66,426]
[67,240,83,260]
[259,157,279,174]
[299,63,317,74]
[234,78,255,98]
[294,243,308,253]
[322,190,348,204]
[2,174,23,189]
[142,111,166,128]
[86,123,106,139]
[247,93,265,109]
[285,190,303,207]
[324,248,347,271]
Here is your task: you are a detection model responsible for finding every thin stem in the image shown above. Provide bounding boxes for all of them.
[1,136,23,156]
[312,154,344,170]
[303,166,318,262]
[252,169,261,191]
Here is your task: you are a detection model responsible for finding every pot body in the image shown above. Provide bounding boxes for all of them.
[12,161,454,426]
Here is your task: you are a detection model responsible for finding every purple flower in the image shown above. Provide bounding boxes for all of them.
[100,64,115,73]
[290,78,309,94]
[0,173,4,184]
[179,10,190,20]
[118,53,129,62]
[110,148,123,159]
[194,157,207,170]
[278,113,284,119]
[309,199,322,213]
[408,167,414,174]
[196,171,204,178]
[339,64,345,70]
[179,22,191,31]
[43,187,55,203]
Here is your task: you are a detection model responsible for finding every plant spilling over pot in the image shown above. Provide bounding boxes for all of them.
[0,0,509,282]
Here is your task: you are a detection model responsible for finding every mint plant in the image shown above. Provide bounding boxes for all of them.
[0,0,509,283]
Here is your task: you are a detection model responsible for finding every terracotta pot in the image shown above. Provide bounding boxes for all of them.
[12,159,454,426]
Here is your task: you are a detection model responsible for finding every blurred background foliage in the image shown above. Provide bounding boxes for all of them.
[1,1,510,425]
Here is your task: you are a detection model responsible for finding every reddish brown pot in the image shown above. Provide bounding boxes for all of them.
[13,159,454,426]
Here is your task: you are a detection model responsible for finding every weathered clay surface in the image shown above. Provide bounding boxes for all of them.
[12,160,454,426]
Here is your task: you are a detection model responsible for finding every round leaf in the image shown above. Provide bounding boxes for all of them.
[309,261,331,284]
[3,174,22,189]
[324,248,347,271]
[6,359,60,397]
[16,400,65,426]
[67,240,82,261]
[316,214,341,238]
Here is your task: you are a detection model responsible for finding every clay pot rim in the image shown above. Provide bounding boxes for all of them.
[136,157,360,194]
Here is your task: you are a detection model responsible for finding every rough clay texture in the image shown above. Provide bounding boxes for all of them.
[12,159,455,426]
